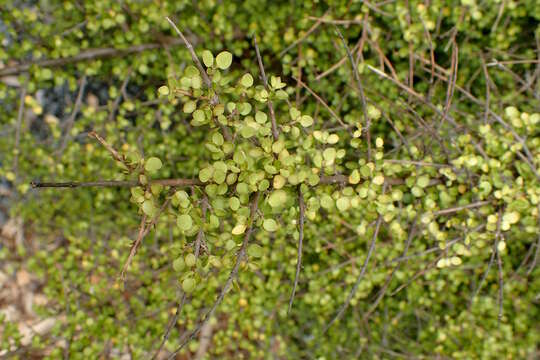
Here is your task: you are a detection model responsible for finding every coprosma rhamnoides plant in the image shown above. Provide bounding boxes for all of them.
[28,15,540,359]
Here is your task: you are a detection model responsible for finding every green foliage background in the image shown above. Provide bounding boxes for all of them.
[0,0,539,358]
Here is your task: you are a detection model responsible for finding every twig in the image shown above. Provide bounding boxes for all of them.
[292,76,347,128]
[470,209,503,309]
[279,10,329,57]
[121,196,172,279]
[433,201,490,216]
[334,26,371,160]
[88,131,126,164]
[167,192,260,359]
[364,217,417,320]
[254,35,279,141]
[527,204,540,275]
[120,215,148,280]
[0,40,185,77]
[288,187,305,313]
[439,40,458,129]
[31,178,202,188]
[151,198,208,360]
[12,79,27,181]
[165,17,212,89]
[58,75,87,156]
[323,203,385,334]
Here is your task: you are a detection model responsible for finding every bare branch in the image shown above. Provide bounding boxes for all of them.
[254,35,279,141]
[288,187,305,313]
[334,26,371,159]
[58,75,87,156]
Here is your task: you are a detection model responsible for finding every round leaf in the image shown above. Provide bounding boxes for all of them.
[216,51,233,70]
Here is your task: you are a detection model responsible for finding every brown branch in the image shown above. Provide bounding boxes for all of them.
[165,17,212,89]
[433,201,490,216]
[279,10,329,57]
[88,131,126,165]
[58,75,87,156]
[293,76,347,128]
[527,204,540,275]
[364,216,417,320]
[0,40,185,77]
[151,196,208,360]
[334,26,371,160]
[254,35,279,141]
[439,40,458,129]
[167,192,260,359]
[288,187,305,313]
[323,185,387,334]
[12,79,27,181]
[121,195,172,280]
[31,178,202,189]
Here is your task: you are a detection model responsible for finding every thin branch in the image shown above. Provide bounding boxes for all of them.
[88,131,126,164]
[364,217,417,320]
[151,197,208,360]
[121,196,172,280]
[439,40,458,129]
[334,26,371,160]
[288,187,305,313]
[279,10,329,57]
[293,76,347,128]
[254,35,279,141]
[165,17,212,89]
[12,79,27,181]
[31,178,202,188]
[323,209,385,334]
[0,40,185,77]
[167,192,260,359]
[527,204,540,275]
[433,201,490,216]
[58,75,87,156]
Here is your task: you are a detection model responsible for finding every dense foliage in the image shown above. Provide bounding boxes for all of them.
[0,0,539,358]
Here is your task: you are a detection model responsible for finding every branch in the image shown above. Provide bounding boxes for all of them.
[165,17,212,89]
[167,192,260,359]
[0,40,186,77]
[323,210,384,334]
[121,195,172,280]
[31,178,202,189]
[292,76,348,128]
[12,79,27,181]
[288,187,305,313]
[254,35,279,141]
[58,75,87,156]
[151,196,208,360]
[335,26,371,160]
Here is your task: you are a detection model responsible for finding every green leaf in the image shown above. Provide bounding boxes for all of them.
[248,244,263,258]
[299,115,313,127]
[192,109,206,125]
[182,277,196,293]
[263,219,278,232]
[336,197,350,212]
[202,50,214,68]
[177,214,193,232]
[173,257,185,272]
[232,224,247,235]
[144,157,162,173]
[199,166,214,183]
[141,200,156,217]
[183,101,196,113]
[417,175,430,188]
[268,190,287,208]
[216,51,233,70]
[255,111,267,124]
[158,85,169,96]
[241,73,254,87]
[185,253,196,267]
